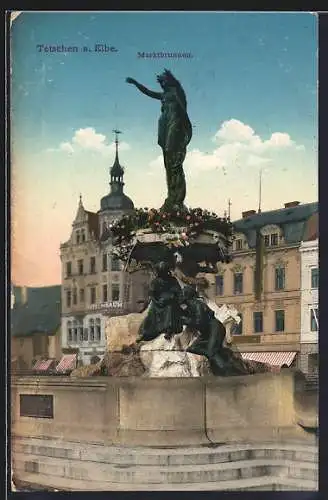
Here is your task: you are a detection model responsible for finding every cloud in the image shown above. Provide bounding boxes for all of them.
[47,127,131,155]
[173,118,304,176]
[214,119,256,143]
[149,119,303,179]
[59,142,74,153]
[212,119,299,152]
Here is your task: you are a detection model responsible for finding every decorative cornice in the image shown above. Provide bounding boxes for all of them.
[274,257,287,268]
[231,263,246,273]
[216,264,226,275]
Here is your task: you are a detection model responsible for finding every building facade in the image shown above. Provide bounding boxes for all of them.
[206,201,318,369]
[11,285,62,370]
[299,226,318,374]
[60,134,150,365]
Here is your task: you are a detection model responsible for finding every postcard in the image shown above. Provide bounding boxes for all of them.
[9,10,318,492]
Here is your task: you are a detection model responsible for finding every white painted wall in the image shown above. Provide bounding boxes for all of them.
[300,239,318,344]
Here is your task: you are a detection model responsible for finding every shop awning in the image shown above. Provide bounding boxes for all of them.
[56,354,77,373]
[241,351,297,367]
[32,359,54,371]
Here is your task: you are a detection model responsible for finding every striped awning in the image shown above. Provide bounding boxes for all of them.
[32,359,54,371]
[241,351,297,367]
[56,354,77,373]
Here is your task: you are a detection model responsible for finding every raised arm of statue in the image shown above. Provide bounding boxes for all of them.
[126,77,162,100]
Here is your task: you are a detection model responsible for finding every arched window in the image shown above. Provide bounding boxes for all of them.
[76,231,80,244]
[81,229,86,242]
[67,321,72,342]
[89,319,95,341]
[72,320,78,342]
[78,320,84,342]
[261,225,283,247]
[95,318,101,341]
[83,324,88,341]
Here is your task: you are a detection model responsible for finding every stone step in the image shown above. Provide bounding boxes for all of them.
[14,454,318,485]
[13,472,317,491]
[12,438,318,467]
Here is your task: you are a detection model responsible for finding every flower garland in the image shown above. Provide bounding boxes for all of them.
[109,207,233,265]
[110,207,232,245]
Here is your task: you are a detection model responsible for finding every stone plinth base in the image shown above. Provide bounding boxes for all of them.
[11,371,318,490]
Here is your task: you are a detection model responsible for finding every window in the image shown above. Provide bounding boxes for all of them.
[233,272,243,294]
[308,353,318,374]
[275,310,285,332]
[143,283,150,299]
[235,239,243,251]
[102,253,108,272]
[90,287,96,305]
[112,284,120,301]
[253,312,263,333]
[215,275,224,296]
[89,319,95,341]
[124,283,130,302]
[310,308,319,331]
[83,327,88,341]
[32,335,43,356]
[78,259,84,275]
[311,268,319,289]
[76,231,80,244]
[79,288,85,303]
[67,321,72,342]
[66,290,71,308]
[78,321,84,342]
[90,256,96,274]
[264,233,279,247]
[81,229,86,242]
[95,318,101,341]
[231,313,243,335]
[72,287,77,305]
[275,266,285,290]
[103,284,108,302]
[66,262,72,277]
[111,257,121,272]
[72,320,78,342]
[270,233,279,246]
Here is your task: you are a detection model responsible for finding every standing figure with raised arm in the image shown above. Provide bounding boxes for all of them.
[126,70,192,211]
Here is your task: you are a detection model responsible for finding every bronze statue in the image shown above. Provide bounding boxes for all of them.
[126,70,192,211]
[180,286,229,375]
[137,261,184,343]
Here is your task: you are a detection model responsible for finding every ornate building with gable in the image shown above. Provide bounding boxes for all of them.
[60,132,150,365]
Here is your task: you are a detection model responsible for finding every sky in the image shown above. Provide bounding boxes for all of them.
[11,11,318,286]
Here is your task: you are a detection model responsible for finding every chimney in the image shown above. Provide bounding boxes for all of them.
[11,286,15,309]
[242,210,256,219]
[21,286,28,305]
[284,201,300,209]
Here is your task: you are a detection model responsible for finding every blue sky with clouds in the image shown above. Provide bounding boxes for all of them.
[11,11,318,285]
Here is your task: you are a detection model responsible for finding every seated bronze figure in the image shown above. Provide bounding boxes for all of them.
[137,261,184,343]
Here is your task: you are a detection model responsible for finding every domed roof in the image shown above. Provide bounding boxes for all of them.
[99,130,135,212]
[100,192,134,211]
[111,154,124,177]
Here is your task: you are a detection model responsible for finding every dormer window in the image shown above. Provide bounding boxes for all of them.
[233,233,247,252]
[261,225,282,248]
[270,233,278,246]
